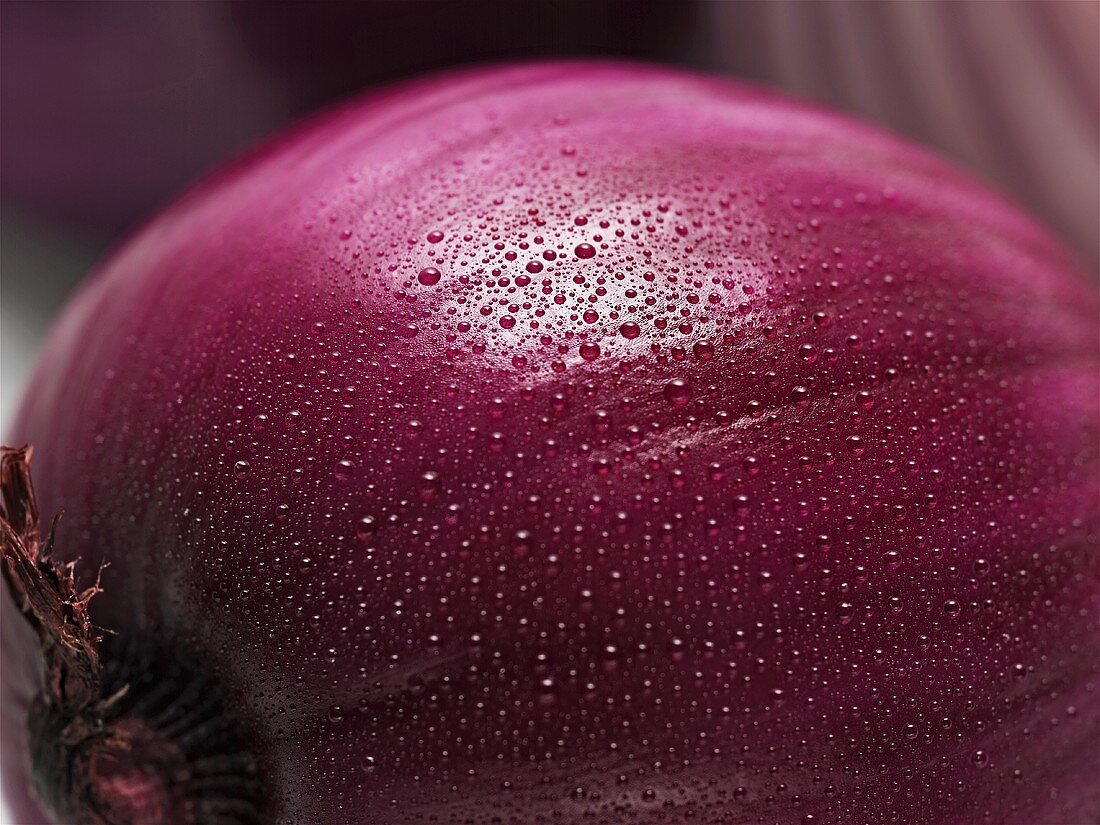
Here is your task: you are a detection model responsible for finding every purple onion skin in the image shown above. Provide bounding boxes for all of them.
[2,63,1097,824]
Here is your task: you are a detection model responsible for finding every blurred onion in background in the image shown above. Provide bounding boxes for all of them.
[697,0,1099,272]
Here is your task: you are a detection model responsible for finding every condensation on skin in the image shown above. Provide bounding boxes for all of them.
[5,64,1098,825]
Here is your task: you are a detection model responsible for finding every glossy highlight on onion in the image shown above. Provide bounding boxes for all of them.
[2,63,1097,825]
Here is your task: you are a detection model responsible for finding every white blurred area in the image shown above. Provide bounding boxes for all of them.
[1,212,97,435]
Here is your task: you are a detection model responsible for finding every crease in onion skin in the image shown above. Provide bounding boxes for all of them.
[2,62,1097,824]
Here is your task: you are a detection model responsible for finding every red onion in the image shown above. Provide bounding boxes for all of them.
[2,63,1097,825]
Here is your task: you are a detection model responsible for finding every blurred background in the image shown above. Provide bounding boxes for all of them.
[0,1,1097,821]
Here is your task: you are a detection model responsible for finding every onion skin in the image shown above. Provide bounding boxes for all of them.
[2,62,1097,824]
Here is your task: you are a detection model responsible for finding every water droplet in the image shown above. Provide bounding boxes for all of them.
[356,516,378,540]
[692,341,714,361]
[579,342,601,361]
[512,530,532,557]
[663,379,692,407]
[419,471,441,500]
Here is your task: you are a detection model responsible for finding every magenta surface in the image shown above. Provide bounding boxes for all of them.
[3,63,1098,824]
